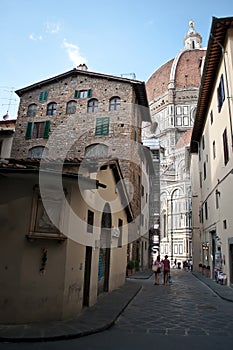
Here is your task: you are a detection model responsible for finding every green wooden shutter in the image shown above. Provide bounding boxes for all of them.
[87,89,92,98]
[38,91,48,102]
[43,120,50,139]
[95,117,109,136]
[25,122,33,139]
[102,117,109,135]
[74,90,80,98]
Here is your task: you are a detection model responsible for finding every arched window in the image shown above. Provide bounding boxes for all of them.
[87,98,98,113]
[27,104,37,117]
[28,146,48,159]
[66,100,77,114]
[46,102,57,116]
[109,97,120,111]
[85,143,108,158]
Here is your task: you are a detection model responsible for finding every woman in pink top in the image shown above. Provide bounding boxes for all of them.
[161,255,170,286]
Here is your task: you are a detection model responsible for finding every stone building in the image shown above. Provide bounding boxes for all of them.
[0,117,16,158]
[190,16,233,284]
[145,22,206,265]
[11,64,150,222]
[0,66,152,323]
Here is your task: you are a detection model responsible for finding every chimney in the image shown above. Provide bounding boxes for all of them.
[77,63,88,71]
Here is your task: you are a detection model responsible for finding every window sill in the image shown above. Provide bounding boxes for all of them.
[26,232,67,242]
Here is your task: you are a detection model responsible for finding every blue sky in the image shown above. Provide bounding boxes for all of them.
[0,0,232,119]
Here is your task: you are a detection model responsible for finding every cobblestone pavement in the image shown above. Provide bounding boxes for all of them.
[114,270,233,336]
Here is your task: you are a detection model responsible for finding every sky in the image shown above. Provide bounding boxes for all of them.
[0,0,233,120]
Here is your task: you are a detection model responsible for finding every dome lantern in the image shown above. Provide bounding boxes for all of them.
[184,20,202,49]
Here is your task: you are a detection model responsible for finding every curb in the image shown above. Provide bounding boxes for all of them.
[0,281,142,343]
[192,272,233,303]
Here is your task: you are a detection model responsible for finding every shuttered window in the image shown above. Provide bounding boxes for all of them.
[25,121,50,139]
[74,89,92,98]
[217,74,225,112]
[38,91,48,102]
[95,117,109,136]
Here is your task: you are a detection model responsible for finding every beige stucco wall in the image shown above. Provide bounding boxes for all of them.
[190,153,201,271]
[196,29,233,283]
[0,161,130,324]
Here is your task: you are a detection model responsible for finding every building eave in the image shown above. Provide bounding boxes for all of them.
[15,68,150,117]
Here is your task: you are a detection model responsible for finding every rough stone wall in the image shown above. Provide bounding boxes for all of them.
[11,73,143,219]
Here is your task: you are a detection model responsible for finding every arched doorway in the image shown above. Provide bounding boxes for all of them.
[98,203,111,294]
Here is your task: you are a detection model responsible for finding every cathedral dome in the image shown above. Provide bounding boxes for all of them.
[146,21,206,103]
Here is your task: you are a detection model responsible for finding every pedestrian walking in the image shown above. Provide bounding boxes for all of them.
[172,259,177,268]
[153,255,161,285]
[161,255,170,286]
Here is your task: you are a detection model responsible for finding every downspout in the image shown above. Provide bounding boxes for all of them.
[210,33,233,149]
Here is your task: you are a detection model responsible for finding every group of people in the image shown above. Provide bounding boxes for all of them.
[153,255,171,286]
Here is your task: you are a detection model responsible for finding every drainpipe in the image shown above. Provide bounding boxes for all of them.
[210,33,233,149]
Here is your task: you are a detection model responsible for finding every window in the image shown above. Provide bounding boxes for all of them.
[140,213,144,226]
[222,128,229,165]
[204,201,208,220]
[87,210,94,233]
[213,141,216,159]
[27,186,66,240]
[28,146,48,158]
[141,185,144,197]
[176,106,182,115]
[179,244,183,254]
[217,74,225,112]
[47,102,57,116]
[183,106,188,115]
[199,172,202,188]
[223,219,227,229]
[215,190,220,209]
[87,99,98,113]
[85,143,108,158]
[203,161,206,180]
[74,89,92,99]
[202,135,205,150]
[109,97,120,111]
[25,121,50,139]
[210,110,213,124]
[66,100,77,114]
[95,117,109,136]
[200,207,203,223]
[27,104,38,117]
[38,91,48,102]
[118,218,123,248]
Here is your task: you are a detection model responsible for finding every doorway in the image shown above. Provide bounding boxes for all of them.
[83,246,92,307]
[98,203,112,294]
[230,244,233,284]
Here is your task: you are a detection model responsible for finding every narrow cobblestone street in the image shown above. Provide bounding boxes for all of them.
[114,269,233,337]
[1,270,233,350]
